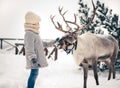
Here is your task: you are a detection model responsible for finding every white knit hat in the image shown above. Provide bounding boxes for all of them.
[25,11,41,24]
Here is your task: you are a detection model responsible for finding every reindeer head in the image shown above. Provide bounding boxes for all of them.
[50,0,97,54]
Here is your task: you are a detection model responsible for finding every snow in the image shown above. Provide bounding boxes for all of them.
[0,0,120,88]
[0,49,120,88]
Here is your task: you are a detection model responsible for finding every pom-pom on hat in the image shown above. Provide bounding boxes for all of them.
[25,11,41,24]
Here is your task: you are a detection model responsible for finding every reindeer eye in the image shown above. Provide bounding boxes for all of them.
[67,36,72,39]
[69,37,73,39]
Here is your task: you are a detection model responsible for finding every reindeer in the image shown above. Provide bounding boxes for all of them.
[50,0,119,88]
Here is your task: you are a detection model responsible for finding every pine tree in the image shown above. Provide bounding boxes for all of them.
[78,0,120,68]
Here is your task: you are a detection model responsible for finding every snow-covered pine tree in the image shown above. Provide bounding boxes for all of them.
[78,0,120,69]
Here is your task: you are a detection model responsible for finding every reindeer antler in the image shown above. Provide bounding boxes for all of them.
[50,15,70,33]
[58,6,72,31]
[58,6,83,32]
[50,0,98,33]
[66,0,98,32]
[81,0,98,30]
[65,14,82,31]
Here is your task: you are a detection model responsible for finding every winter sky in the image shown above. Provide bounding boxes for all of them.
[0,0,120,39]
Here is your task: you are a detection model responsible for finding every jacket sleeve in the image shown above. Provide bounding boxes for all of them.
[24,32,37,60]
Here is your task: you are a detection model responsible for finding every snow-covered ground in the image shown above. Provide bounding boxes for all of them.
[0,47,120,88]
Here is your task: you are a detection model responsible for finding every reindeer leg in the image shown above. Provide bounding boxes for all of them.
[92,60,99,85]
[112,63,116,79]
[105,59,112,80]
[111,45,118,79]
[111,59,116,79]
[82,59,89,88]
